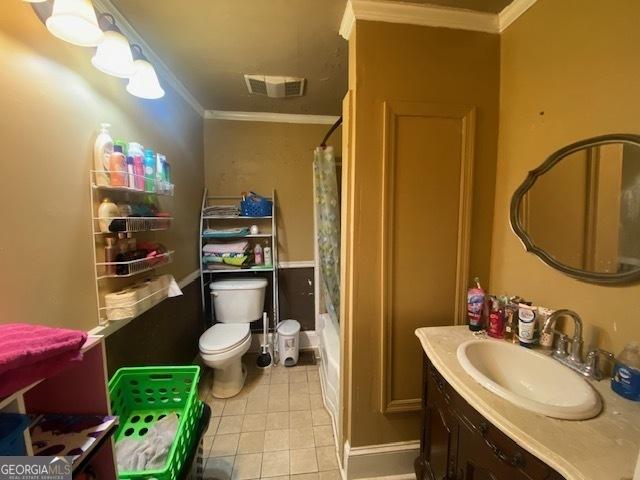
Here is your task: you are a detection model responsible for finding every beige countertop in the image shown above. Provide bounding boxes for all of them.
[415,326,640,480]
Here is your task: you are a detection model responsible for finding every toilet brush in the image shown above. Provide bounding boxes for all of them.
[256,312,272,368]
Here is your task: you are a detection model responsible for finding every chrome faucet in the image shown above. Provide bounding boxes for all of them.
[541,309,612,380]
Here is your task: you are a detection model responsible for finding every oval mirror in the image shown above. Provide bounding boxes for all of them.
[510,134,640,284]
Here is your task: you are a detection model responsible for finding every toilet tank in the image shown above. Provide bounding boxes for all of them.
[210,278,268,323]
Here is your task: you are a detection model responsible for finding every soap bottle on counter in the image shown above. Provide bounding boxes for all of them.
[611,342,640,401]
[467,277,485,332]
[518,304,538,348]
[503,303,519,343]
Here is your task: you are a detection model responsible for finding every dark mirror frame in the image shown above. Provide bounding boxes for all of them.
[510,133,640,285]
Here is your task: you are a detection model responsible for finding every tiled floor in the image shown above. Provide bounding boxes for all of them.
[199,354,341,480]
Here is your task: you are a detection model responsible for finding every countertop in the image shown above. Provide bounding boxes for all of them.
[415,326,640,480]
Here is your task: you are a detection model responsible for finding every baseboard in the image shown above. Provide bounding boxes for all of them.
[343,440,420,479]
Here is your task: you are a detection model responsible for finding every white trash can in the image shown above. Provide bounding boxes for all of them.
[277,319,301,367]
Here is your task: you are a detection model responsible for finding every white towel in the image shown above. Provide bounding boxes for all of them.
[116,413,179,472]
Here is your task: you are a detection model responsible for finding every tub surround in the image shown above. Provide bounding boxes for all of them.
[415,326,640,480]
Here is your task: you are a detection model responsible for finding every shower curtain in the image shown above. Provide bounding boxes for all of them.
[314,146,341,324]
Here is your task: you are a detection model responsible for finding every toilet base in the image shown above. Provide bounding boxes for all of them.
[211,360,248,399]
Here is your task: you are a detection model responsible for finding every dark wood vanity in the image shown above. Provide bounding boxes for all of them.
[415,354,565,480]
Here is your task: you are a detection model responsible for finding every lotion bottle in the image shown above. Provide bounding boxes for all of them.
[94,123,113,186]
[254,243,263,266]
[467,277,485,331]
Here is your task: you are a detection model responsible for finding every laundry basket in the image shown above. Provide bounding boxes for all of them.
[109,366,202,480]
[277,319,301,367]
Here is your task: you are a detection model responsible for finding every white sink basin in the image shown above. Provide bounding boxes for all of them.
[457,339,602,420]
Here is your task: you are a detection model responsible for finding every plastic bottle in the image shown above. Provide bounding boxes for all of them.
[264,244,272,267]
[109,141,127,187]
[93,123,113,186]
[518,304,538,348]
[128,142,145,191]
[143,148,156,192]
[254,243,263,266]
[156,153,167,193]
[611,342,640,401]
[486,296,505,339]
[467,277,485,331]
[98,198,119,232]
[104,237,117,276]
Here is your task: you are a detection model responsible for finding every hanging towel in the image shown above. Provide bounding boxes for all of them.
[0,324,87,397]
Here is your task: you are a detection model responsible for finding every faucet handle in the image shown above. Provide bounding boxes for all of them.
[584,348,615,380]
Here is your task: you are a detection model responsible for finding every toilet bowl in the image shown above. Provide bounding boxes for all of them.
[199,278,268,398]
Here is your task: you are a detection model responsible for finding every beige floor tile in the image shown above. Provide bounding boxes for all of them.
[289,393,311,411]
[289,428,315,448]
[318,470,340,480]
[204,455,234,480]
[268,394,290,412]
[306,371,320,383]
[218,415,245,435]
[261,450,290,477]
[266,412,290,430]
[315,446,338,471]
[289,371,308,384]
[238,431,266,454]
[311,409,331,426]
[263,429,290,452]
[262,477,289,480]
[246,384,270,399]
[308,381,321,395]
[232,453,262,480]
[291,382,310,395]
[210,433,240,457]
[309,394,324,410]
[270,383,289,396]
[223,399,248,416]
[246,396,269,414]
[290,447,318,475]
[207,416,221,436]
[291,474,319,480]
[290,411,312,429]
[312,426,334,447]
[242,414,267,432]
[270,372,290,385]
[208,397,227,417]
[203,435,215,457]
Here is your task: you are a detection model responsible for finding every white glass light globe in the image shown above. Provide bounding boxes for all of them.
[45,0,104,47]
[126,59,165,99]
[91,30,135,78]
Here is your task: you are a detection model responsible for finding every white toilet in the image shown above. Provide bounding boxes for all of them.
[199,278,268,398]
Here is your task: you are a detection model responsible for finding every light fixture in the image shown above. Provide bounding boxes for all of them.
[126,45,165,99]
[45,0,104,47]
[91,14,134,78]
[23,0,48,3]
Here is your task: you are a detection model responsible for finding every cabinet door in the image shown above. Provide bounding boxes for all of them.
[456,421,530,480]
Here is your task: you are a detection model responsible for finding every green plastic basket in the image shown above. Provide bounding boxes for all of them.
[109,366,202,480]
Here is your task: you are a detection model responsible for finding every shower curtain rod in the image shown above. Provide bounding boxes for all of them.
[320,115,343,148]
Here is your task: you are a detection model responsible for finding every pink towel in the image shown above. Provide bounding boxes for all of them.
[203,241,249,255]
[0,323,87,376]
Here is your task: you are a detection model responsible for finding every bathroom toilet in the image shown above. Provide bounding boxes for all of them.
[199,278,268,398]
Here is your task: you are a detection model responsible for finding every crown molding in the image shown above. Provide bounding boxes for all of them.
[93,0,206,118]
[339,0,499,38]
[205,110,340,125]
[498,0,538,32]
[339,0,539,38]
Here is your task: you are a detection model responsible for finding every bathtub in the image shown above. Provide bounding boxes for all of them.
[317,312,340,420]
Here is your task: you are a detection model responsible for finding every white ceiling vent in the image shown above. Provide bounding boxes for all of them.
[244,75,306,98]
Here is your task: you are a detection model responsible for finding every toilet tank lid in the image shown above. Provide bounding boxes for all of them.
[210,278,268,291]
[277,319,300,335]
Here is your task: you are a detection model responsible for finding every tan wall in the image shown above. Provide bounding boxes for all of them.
[204,119,341,263]
[345,21,499,447]
[0,3,204,331]
[490,0,640,354]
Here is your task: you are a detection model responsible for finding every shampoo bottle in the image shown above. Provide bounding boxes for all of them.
[254,243,263,266]
[144,148,156,192]
[109,141,127,187]
[94,123,113,186]
[264,243,272,267]
[128,142,145,190]
[611,342,640,401]
[467,277,485,331]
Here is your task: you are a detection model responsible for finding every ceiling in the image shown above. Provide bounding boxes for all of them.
[384,0,514,14]
[112,0,348,115]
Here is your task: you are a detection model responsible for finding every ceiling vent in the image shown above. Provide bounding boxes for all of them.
[244,75,306,98]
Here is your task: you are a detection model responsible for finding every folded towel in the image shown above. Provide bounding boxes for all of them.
[202,241,248,255]
[202,227,249,238]
[0,324,87,376]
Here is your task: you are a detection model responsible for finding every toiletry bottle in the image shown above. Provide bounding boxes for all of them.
[504,303,518,343]
[467,277,485,331]
[611,342,640,401]
[143,148,156,192]
[487,296,505,339]
[104,237,117,276]
[94,123,113,186]
[128,142,145,190]
[156,153,167,193]
[254,243,263,266]
[115,233,130,275]
[98,198,119,232]
[109,141,127,187]
[537,307,555,350]
[518,304,538,348]
[264,243,272,267]
[126,150,135,188]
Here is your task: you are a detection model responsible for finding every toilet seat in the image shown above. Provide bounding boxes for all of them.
[199,324,251,355]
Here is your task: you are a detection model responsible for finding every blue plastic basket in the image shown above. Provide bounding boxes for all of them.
[0,413,30,456]
[240,193,272,217]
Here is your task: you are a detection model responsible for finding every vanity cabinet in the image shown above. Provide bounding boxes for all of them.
[416,354,565,480]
